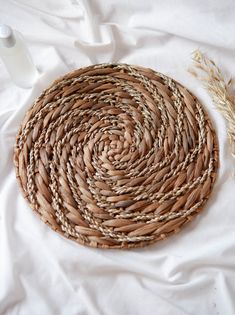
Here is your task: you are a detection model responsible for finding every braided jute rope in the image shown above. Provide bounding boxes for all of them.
[14,64,219,249]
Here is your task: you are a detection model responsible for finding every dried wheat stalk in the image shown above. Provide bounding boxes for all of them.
[189,50,235,166]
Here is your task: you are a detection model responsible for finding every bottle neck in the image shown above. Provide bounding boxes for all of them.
[0,25,16,48]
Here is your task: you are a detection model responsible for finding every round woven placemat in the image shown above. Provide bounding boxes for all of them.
[14,64,219,249]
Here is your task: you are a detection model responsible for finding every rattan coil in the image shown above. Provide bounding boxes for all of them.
[14,64,219,249]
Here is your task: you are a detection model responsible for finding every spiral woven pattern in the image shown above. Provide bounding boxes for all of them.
[14,64,219,249]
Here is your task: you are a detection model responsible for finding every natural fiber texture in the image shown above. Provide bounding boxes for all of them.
[14,64,219,249]
[189,50,235,166]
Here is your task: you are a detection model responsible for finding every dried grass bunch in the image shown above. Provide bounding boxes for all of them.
[189,50,235,167]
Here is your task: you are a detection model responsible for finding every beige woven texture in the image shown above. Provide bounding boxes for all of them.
[14,64,219,249]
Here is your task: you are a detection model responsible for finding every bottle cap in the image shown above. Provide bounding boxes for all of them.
[0,24,16,48]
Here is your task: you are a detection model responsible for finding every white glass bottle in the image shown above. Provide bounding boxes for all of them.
[0,24,38,88]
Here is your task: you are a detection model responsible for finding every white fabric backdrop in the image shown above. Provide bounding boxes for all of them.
[0,1,235,314]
